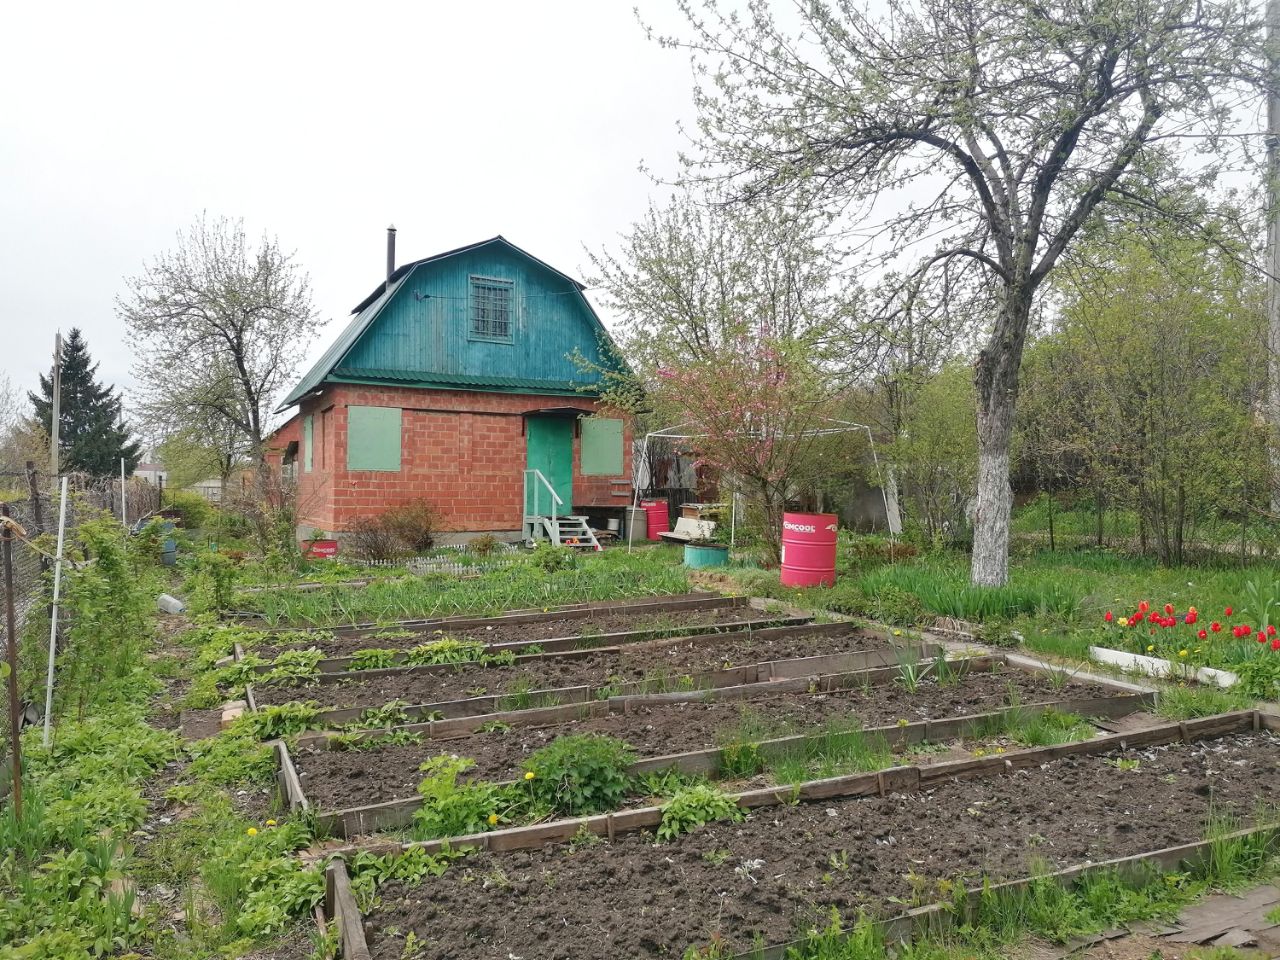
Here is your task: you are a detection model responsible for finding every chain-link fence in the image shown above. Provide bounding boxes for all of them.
[1,464,162,718]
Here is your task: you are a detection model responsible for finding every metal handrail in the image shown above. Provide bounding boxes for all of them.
[523,469,563,520]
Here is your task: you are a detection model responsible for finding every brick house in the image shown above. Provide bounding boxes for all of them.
[267,233,632,546]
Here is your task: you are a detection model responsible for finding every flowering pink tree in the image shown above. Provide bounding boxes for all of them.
[655,330,833,564]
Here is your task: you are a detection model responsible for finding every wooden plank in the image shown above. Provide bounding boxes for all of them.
[325,859,372,960]
[1001,652,1157,696]
[725,825,1280,960]
[273,740,309,812]
[244,683,258,713]
[282,614,812,675]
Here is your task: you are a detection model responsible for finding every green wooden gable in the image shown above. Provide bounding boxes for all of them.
[279,237,619,411]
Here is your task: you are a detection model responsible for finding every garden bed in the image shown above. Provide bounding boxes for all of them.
[250,623,919,714]
[250,603,803,665]
[232,588,719,630]
[352,715,1279,960]
[291,658,1135,814]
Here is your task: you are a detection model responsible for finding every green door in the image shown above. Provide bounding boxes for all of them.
[525,416,574,515]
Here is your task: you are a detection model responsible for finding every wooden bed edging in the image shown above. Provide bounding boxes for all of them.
[319,714,1279,958]
[306,689,1152,836]
[248,633,942,725]
[319,709,1264,859]
[231,590,734,635]
[323,858,371,960]
[728,822,1280,960]
[273,739,309,812]
[250,614,813,677]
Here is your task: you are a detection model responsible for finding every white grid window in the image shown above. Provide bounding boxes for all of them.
[471,277,514,341]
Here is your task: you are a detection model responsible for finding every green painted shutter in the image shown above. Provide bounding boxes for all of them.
[303,415,314,473]
[347,406,402,471]
[580,418,623,475]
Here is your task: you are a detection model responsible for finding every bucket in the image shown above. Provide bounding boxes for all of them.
[640,500,670,540]
[606,518,621,533]
[161,537,177,567]
[780,512,838,587]
[684,543,729,569]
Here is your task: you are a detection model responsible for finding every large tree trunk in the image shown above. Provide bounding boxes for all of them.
[971,293,1031,587]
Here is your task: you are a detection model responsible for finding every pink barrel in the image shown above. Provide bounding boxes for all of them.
[641,500,670,539]
[780,512,838,587]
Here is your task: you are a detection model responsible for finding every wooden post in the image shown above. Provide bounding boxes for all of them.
[1,503,23,819]
[24,462,46,573]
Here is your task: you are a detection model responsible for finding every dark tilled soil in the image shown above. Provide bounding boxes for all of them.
[296,667,1118,809]
[364,733,1280,960]
[255,606,780,660]
[254,628,895,711]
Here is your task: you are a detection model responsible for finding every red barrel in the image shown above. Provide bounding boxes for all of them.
[641,499,670,539]
[780,512,838,587]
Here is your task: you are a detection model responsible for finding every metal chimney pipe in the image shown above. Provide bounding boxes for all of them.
[386,225,397,285]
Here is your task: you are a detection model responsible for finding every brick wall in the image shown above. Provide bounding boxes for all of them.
[274,384,632,535]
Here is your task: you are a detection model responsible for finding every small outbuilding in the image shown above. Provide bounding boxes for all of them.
[267,233,632,546]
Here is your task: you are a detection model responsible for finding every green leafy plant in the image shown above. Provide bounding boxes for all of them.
[403,637,488,666]
[240,702,323,739]
[412,756,509,840]
[657,784,744,841]
[349,647,400,671]
[353,700,413,729]
[523,734,635,816]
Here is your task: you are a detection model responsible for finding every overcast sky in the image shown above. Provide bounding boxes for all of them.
[0,1,695,420]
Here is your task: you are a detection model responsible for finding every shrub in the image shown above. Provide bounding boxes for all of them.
[657,784,744,841]
[164,489,215,530]
[187,551,237,614]
[343,514,407,563]
[531,542,575,572]
[382,500,438,553]
[523,734,634,816]
[469,532,501,556]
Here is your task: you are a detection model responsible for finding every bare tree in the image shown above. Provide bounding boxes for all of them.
[118,215,319,461]
[660,0,1260,584]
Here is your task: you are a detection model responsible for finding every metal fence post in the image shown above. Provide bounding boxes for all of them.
[1,503,23,819]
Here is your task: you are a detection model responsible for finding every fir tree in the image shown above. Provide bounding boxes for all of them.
[29,328,141,477]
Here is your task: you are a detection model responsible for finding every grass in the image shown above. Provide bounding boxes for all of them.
[236,548,690,625]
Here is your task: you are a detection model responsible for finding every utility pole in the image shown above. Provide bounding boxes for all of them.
[49,332,61,477]
[1269,0,1280,511]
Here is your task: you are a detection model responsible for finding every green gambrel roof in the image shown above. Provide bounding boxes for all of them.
[277,235,612,412]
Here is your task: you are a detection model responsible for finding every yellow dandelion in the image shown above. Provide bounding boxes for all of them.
[995,747,1006,754]
[246,827,258,837]
[1178,649,1188,658]
[974,749,987,757]
[524,771,536,781]
[892,629,903,637]
[265,819,277,827]
[1147,645,1155,652]
[487,814,499,826]
[897,718,909,727]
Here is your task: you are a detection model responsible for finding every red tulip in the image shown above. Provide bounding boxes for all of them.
[1225,606,1233,616]
[1272,638,1280,651]
[1166,617,1178,628]
[1139,601,1150,613]
[1164,603,1174,615]
[1211,622,1222,632]
[1197,629,1207,640]
[1104,611,1114,623]
[1183,613,1195,625]
[1268,625,1277,637]
[1258,632,1268,643]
